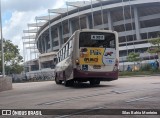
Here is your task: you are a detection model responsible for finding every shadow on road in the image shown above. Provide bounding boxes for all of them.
[61,82,114,89]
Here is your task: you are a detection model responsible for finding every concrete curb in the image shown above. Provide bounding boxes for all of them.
[0,77,12,92]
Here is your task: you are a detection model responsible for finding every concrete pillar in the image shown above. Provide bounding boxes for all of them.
[49,22,53,51]
[43,37,47,53]
[58,27,62,48]
[134,6,141,40]
[29,63,31,72]
[40,36,44,53]
[107,11,113,30]
[38,58,41,70]
[69,20,73,35]
[86,16,90,29]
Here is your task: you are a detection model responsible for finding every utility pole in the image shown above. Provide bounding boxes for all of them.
[0,0,5,77]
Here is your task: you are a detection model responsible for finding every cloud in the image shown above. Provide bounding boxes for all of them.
[2,0,65,60]
[2,0,86,61]
[2,0,63,12]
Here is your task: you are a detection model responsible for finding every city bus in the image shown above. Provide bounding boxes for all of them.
[54,29,119,86]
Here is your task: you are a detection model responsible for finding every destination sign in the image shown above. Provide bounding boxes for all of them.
[91,35,105,40]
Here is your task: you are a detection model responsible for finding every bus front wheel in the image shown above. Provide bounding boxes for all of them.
[63,72,74,87]
[55,74,62,84]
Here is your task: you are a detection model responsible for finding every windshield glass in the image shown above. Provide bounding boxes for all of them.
[79,32,116,49]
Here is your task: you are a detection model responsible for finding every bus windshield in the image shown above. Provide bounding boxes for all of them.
[79,32,116,49]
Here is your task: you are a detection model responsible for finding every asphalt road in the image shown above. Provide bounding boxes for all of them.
[0,76,160,118]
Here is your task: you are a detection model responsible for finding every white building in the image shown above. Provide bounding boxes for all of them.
[23,0,160,71]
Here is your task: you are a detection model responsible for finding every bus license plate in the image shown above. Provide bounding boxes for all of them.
[93,65,101,69]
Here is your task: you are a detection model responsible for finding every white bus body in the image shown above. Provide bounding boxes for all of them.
[54,29,119,86]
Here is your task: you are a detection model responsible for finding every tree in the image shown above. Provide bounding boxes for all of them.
[0,40,23,74]
[127,52,141,71]
[148,37,160,60]
[127,52,140,62]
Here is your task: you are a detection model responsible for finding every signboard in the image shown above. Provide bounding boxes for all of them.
[79,47,116,65]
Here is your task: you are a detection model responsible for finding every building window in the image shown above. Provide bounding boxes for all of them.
[111,7,134,22]
[138,5,160,17]
[140,18,160,28]
[114,23,135,32]
[53,41,59,47]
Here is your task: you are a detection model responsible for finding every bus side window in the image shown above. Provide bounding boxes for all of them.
[65,44,69,58]
[69,40,72,55]
[69,40,72,48]
[57,54,59,62]
[63,47,66,59]
[58,53,60,62]
[60,50,63,61]
[110,40,115,48]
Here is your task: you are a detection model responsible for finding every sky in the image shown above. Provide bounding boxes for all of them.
[1,0,83,61]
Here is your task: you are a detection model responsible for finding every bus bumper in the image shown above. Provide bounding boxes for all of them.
[73,69,118,81]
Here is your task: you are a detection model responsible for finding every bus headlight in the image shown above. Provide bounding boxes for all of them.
[75,59,79,65]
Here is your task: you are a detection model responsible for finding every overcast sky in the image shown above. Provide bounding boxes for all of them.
[1,0,73,60]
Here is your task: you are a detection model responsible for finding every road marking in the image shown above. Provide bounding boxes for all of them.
[37,92,111,105]
[111,87,160,94]
[126,96,152,103]
[55,107,105,118]
[38,87,160,105]
[39,89,140,105]
[111,89,134,94]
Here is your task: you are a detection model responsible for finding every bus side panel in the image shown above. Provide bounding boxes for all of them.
[64,57,74,81]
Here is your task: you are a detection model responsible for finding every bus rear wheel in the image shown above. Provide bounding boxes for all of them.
[63,72,74,87]
[90,80,100,85]
[64,79,74,87]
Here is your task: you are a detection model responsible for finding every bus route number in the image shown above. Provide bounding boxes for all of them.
[91,35,104,40]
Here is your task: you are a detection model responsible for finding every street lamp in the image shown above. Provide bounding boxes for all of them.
[0,0,5,77]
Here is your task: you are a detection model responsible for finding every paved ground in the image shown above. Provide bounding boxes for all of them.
[0,76,160,118]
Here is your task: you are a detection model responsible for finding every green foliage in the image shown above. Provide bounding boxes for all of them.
[140,64,152,71]
[127,52,140,62]
[148,37,160,53]
[0,40,23,74]
[119,70,160,77]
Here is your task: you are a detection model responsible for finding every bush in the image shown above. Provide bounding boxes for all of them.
[140,64,152,71]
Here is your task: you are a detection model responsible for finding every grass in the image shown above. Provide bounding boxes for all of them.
[119,70,160,77]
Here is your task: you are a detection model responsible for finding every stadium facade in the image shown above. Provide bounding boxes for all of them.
[23,0,160,71]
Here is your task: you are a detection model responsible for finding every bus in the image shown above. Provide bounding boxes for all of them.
[54,29,119,86]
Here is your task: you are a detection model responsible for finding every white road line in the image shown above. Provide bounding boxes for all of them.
[38,92,111,105]
[126,96,152,103]
[38,88,160,105]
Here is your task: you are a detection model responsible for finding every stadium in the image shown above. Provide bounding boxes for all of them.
[22,0,160,72]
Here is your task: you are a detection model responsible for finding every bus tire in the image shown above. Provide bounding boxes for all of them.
[64,74,74,87]
[95,80,100,85]
[90,80,100,85]
[90,80,95,85]
[64,79,69,87]
[63,72,69,87]
[55,74,62,84]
